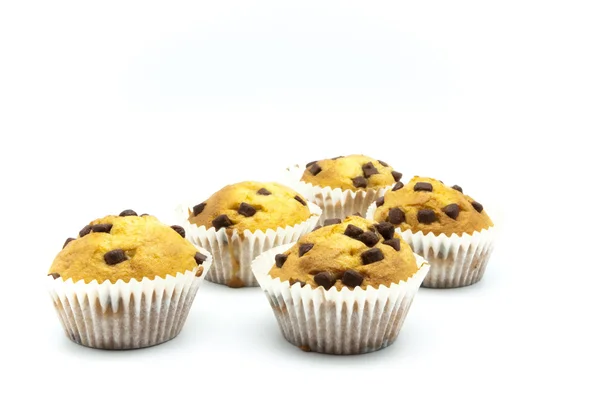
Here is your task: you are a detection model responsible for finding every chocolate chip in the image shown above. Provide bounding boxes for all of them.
[375,222,395,240]
[299,243,314,257]
[290,279,306,287]
[294,195,307,206]
[119,209,137,217]
[194,252,207,265]
[414,182,433,192]
[361,248,384,265]
[392,182,404,191]
[375,197,385,207]
[392,171,402,182]
[193,203,206,216]
[104,249,127,265]
[344,224,364,238]
[140,213,149,217]
[275,254,288,268]
[443,204,460,220]
[212,214,233,230]
[238,202,257,217]
[91,224,112,233]
[471,201,484,213]
[312,225,322,232]
[314,272,336,290]
[308,163,322,176]
[171,225,185,238]
[452,185,463,193]
[63,238,75,248]
[362,162,379,178]
[342,270,364,288]
[417,209,437,224]
[323,218,341,226]
[378,160,389,167]
[352,176,368,188]
[383,238,400,251]
[257,188,271,195]
[79,225,92,237]
[48,272,61,279]
[388,208,405,225]
[306,160,317,169]
[357,231,379,247]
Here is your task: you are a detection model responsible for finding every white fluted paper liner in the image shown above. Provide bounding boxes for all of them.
[284,164,391,224]
[251,243,430,355]
[47,248,212,350]
[175,202,322,288]
[366,202,496,288]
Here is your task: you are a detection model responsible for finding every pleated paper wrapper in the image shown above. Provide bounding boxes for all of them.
[175,202,322,288]
[366,203,496,288]
[47,248,212,350]
[251,243,430,355]
[284,164,391,225]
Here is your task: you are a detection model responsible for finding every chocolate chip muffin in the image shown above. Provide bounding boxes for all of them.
[49,211,206,283]
[47,210,211,349]
[268,216,418,290]
[301,154,402,191]
[188,181,311,233]
[373,176,493,236]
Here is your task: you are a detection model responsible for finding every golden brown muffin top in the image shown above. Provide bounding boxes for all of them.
[373,176,493,236]
[268,216,418,290]
[300,154,402,191]
[187,181,313,233]
[48,210,205,284]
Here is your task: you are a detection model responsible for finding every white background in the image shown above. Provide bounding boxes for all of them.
[0,0,598,397]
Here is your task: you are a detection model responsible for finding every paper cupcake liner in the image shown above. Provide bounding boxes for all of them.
[47,248,212,350]
[284,164,391,224]
[366,203,495,288]
[251,243,430,355]
[175,202,322,288]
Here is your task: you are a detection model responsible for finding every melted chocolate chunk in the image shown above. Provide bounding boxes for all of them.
[294,195,307,206]
[238,202,257,217]
[342,270,364,288]
[388,208,406,225]
[104,249,127,265]
[79,225,92,237]
[375,197,385,207]
[361,248,384,265]
[323,218,342,226]
[471,201,484,213]
[48,272,61,280]
[344,224,364,238]
[352,176,368,188]
[308,163,322,176]
[306,160,317,169]
[378,160,389,167]
[63,238,75,248]
[392,171,402,182]
[91,224,112,233]
[257,188,271,196]
[452,185,463,193]
[375,222,395,240]
[119,209,137,217]
[314,272,336,290]
[357,231,379,247]
[414,182,433,192]
[212,214,233,230]
[443,204,460,220]
[362,162,380,178]
[171,225,185,238]
[299,243,314,257]
[193,203,206,216]
[312,225,322,232]
[392,182,404,191]
[194,252,207,265]
[383,238,400,251]
[275,254,288,268]
[417,209,437,224]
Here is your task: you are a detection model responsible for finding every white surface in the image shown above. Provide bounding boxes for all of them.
[0,0,598,397]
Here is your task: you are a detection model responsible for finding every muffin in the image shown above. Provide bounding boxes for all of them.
[251,216,429,354]
[367,176,495,288]
[178,181,321,288]
[47,210,212,349]
[285,154,402,224]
